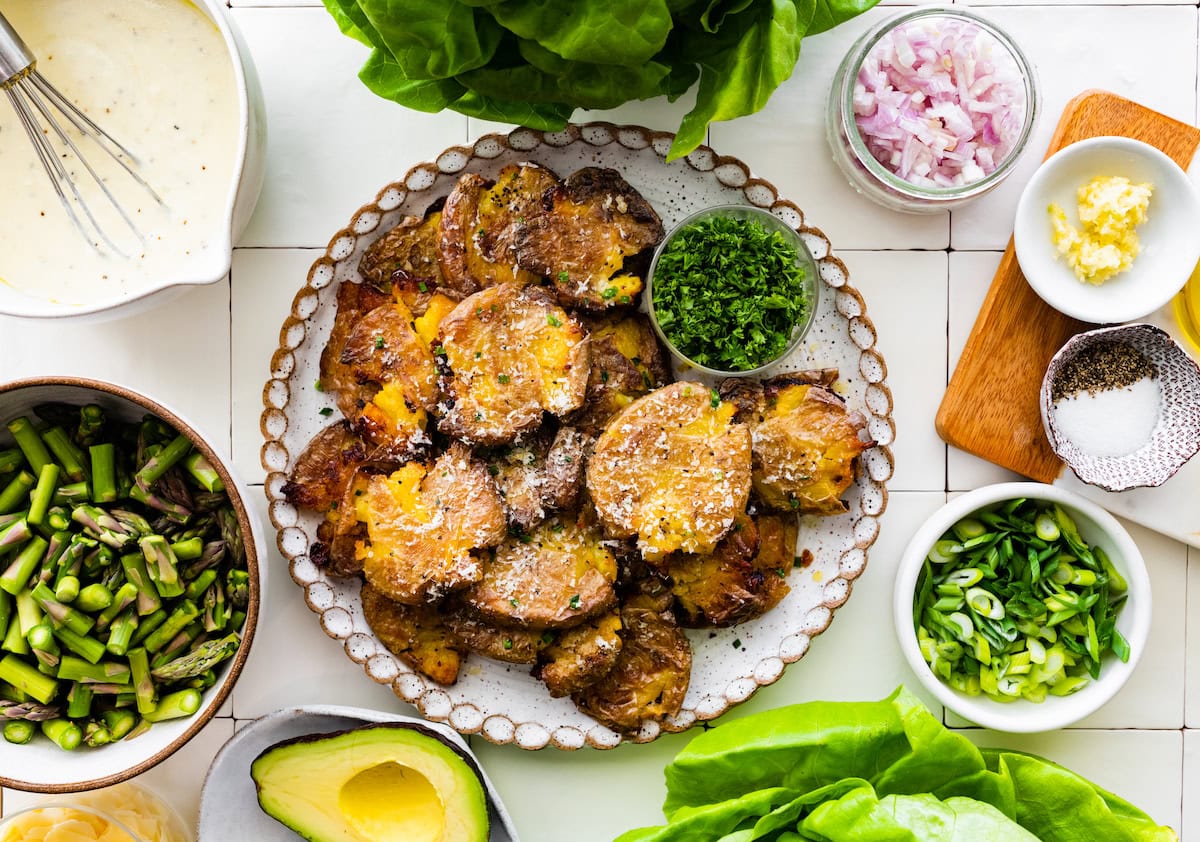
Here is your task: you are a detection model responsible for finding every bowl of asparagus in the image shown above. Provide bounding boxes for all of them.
[0,376,263,793]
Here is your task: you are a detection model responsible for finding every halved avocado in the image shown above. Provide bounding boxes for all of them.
[251,722,490,842]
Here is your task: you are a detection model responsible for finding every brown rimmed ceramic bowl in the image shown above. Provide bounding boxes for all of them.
[0,377,264,793]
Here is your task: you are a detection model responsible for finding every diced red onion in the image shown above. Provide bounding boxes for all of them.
[854,16,1026,188]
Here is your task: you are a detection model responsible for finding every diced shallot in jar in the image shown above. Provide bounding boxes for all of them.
[853,16,1027,188]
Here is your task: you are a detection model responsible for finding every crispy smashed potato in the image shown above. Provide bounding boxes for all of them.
[537,611,622,697]
[437,283,589,445]
[670,512,797,627]
[439,165,560,293]
[443,601,546,665]
[567,313,668,435]
[361,581,463,685]
[489,426,586,530]
[573,597,691,734]
[516,167,663,310]
[466,511,618,629]
[358,208,445,289]
[340,301,439,459]
[281,420,370,512]
[723,374,872,515]
[358,443,507,604]
[320,280,395,420]
[587,381,751,561]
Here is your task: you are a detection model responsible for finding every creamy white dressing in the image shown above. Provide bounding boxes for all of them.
[0,0,238,306]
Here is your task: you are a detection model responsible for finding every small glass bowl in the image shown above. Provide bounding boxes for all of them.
[826,6,1039,213]
[645,204,820,377]
[0,782,192,842]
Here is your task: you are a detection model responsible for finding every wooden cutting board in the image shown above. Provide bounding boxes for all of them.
[936,90,1200,482]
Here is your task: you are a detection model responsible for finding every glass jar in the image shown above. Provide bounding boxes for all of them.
[826,6,1039,213]
[0,782,191,842]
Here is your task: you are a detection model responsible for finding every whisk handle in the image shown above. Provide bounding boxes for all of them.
[0,12,35,86]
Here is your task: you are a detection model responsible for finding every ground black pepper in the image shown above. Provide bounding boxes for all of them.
[1051,341,1157,402]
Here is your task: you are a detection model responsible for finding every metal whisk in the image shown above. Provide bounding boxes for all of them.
[0,11,163,255]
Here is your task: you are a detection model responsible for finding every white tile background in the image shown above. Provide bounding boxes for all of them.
[2,2,1198,840]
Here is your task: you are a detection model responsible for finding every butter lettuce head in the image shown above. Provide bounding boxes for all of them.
[320,0,881,160]
[618,688,1176,842]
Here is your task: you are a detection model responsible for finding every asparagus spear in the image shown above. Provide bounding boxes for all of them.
[170,537,204,562]
[184,451,225,493]
[3,720,34,743]
[96,582,138,631]
[58,655,130,685]
[0,700,60,721]
[65,681,93,719]
[1,537,48,596]
[150,633,239,682]
[135,435,192,488]
[105,609,138,657]
[0,654,58,703]
[0,449,23,475]
[119,552,161,616]
[218,506,245,565]
[0,517,32,550]
[84,719,112,747]
[26,464,60,529]
[41,718,81,751]
[6,417,52,475]
[184,570,217,603]
[101,708,136,740]
[142,688,200,723]
[143,601,199,654]
[71,505,133,549]
[76,405,105,448]
[25,623,60,672]
[128,648,156,715]
[141,535,183,598]
[51,625,106,664]
[54,575,80,604]
[89,443,118,504]
[130,608,167,647]
[41,428,86,483]
[51,483,89,507]
[31,582,94,636]
[0,472,34,515]
[226,569,250,609]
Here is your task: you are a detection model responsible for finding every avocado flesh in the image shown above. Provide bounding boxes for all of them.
[251,724,490,842]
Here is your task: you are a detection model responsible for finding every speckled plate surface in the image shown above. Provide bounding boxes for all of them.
[260,123,895,750]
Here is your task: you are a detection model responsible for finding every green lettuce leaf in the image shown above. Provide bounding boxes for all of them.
[807,0,880,36]
[666,0,811,161]
[358,49,467,111]
[801,788,1041,841]
[484,0,674,66]
[320,0,383,48]
[358,0,503,78]
[613,788,801,842]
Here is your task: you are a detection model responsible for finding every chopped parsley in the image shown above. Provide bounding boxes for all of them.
[509,597,520,607]
[732,638,742,649]
[418,281,428,292]
[498,374,510,384]
[433,345,447,356]
[600,370,610,383]
[557,270,570,284]
[789,497,801,510]
[373,335,385,349]
[540,630,555,644]
[313,379,324,392]
[568,594,581,610]
[651,214,811,371]
[502,638,513,650]
[601,286,618,300]
[710,389,720,408]
[487,464,500,476]
[546,314,563,328]
[318,407,334,417]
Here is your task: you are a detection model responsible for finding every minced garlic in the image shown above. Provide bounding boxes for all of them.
[1048,175,1153,285]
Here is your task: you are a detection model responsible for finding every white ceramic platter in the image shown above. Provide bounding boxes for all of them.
[260,123,895,750]
[198,705,519,842]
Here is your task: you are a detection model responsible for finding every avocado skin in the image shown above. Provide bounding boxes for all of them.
[250,721,490,842]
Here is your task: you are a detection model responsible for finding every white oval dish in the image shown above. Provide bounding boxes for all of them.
[0,0,266,321]
[893,482,1151,733]
[260,123,896,750]
[0,377,266,793]
[198,706,520,842]
[1013,136,1200,324]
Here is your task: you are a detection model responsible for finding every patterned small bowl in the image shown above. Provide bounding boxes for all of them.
[1040,324,1200,491]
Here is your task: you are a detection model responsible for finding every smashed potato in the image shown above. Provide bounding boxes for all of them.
[439,164,560,293]
[466,510,618,629]
[437,283,589,445]
[537,611,622,698]
[670,512,797,627]
[361,581,463,685]
[358,208,445,289]
[443,601,546,665]
[724,374,872,515]
[567,312,668,435]
[516,167,663,310]
[573,597,691,734]
[358,443,507,604]
[587,381,751,561]
[320,279,395,420]
[489,426,586,531]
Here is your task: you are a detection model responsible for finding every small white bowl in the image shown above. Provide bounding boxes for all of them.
[1013,136,1200,324]
[893,482,1151,733]
[1041,324,1200,492]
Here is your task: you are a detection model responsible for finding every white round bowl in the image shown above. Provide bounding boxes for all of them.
[893,482,1151,733]
[1013,136,1200,324]
[0,377,265,793]
[0,0,266,322]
